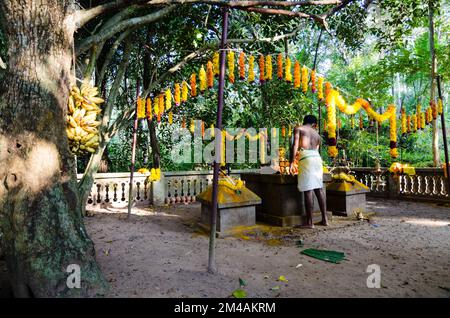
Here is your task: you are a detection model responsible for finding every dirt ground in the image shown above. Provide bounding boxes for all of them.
[83,198,450,298]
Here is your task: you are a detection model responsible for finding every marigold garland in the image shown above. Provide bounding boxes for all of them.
[318,77,324,100]
[311,70,317,93]
[227,51,235,84]
[265,55,272,81]
[293,61,300,89]
[301,66,308,93]
[153,95,159,117]
[325,89,337,158]
[207,61,214,89]
[421,112,425,129]
[248,55,255,83]
[189,119,195,134]
[181,117,186,129]
[431,100,438,120]
[438,99,443,114]
[389,106,398,158]
[412,114,417,132]
[401,108,407,135]
[327,89,363,115]
[213,52,220,77]
[146,97,152,120]
[325,82,333,100]
[190,74,197,97]
[239,52,245,80]
[174,83,181,106]
[159,93,165,115]
[199,65,207,93]
[181,81,188,103]
[168,111,173,125]
[277,54,283,80]
[259,55,265,84]
[285,57,292,82]
[137,96,145,119]
[416,104,422,130]
[165,89,172,111]
[359,113,363,130]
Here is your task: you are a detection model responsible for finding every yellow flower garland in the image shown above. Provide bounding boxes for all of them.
[190,73,197,97]
[207,61,214,89]
[146,97,152,120]
[412,114,417,132]
[311,70,316,93]
[438,99,443,115]
[325,90,337,158]
[285,57,292,82]
[389,105,398,158]
[294,61,300,89]
[165,89,172,111]
[227,51,235,84]
[137,96,145,119]
[199,65,207,93]
[213,52,219,76]
[181,81,188,103]
[248,55,255,83]
[401,108,407,135]
[317,77,324,100]
[265,55,272,81]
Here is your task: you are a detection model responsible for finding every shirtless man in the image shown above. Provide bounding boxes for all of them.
[289,115,328,228]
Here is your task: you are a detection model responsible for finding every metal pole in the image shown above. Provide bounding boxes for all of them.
[208,7,229,273]
[436,75,450,195]
[127,79,140,219]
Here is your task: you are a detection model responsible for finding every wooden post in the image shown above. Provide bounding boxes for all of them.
[127,79,140,219]
[208,7,229,273]
[436,75,450,195]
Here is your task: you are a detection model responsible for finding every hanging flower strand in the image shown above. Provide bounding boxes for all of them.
[213,52,220,77]
[227,51,235,84]
[248,55,255,83]
[181,81,188,103]
[317,77,324,100]
[265,55,272,81]
[285,57,292,82]
[207,61,214,89]
[311,69,317,93]
[174,83,181,106]
[239,52,245,80]
[301,66,308,93]
[259,54,265,84]
[190,73,197,97]
[294,61,300,89]
[277,53,283,80]
[199,65,207,93]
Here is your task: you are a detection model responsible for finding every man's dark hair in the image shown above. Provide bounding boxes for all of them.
[303,115,318,125]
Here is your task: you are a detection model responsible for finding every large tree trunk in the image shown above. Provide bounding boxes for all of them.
[0,0,106,297]
[429,0,440,166]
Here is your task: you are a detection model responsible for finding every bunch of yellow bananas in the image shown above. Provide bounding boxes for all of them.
[66,83,104,155]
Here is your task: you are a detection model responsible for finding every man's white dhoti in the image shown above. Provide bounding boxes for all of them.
[297,149,323,192]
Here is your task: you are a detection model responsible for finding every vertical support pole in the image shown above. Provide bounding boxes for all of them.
[128,79,140,219]
[436,75,450,195]
[208,7,229,273]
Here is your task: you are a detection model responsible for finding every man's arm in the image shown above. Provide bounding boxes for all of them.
[290,128,300,164]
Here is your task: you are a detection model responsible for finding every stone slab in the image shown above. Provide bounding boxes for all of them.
[200,204,256,232]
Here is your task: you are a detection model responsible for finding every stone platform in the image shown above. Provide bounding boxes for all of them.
[240,172,331,227]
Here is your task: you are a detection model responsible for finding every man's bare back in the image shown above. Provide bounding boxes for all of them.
[293,125,321,151]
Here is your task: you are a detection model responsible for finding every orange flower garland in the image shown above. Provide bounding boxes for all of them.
[406,115,411,133]
[181,117,186,129]
[431,100,438,120]
[207,61,214,89]
[153,95,159,117]
[248,55,255,83]
[265,55,272,81]
[227,51,235,84]
[293,61,300,89]
[389,105,398,158]
[168,111,173,124]
[159,93,165,116]
[190,74,197,97]
[325,82,333,100]
[259,54,265,83]
[412,114,417,132]
[239,52,245,80]
[416,104,422,130]
[325,89,337,158]
[359,113,363,130]
[277,54,283,80]
[174,83,181,106]
[285,57,292,82]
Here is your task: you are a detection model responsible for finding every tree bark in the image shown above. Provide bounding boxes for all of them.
[0,0,106,297]
[429,0,440,166]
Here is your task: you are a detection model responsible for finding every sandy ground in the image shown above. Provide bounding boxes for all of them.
[82,199,450,298]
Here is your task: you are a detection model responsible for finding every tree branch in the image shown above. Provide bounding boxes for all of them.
[77,5,177,54]
[74,0,342,28]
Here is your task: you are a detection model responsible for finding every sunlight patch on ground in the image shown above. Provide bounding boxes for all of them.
[405,219,450,227]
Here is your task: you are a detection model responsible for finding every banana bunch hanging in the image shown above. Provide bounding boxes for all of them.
[66,83,104,155]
